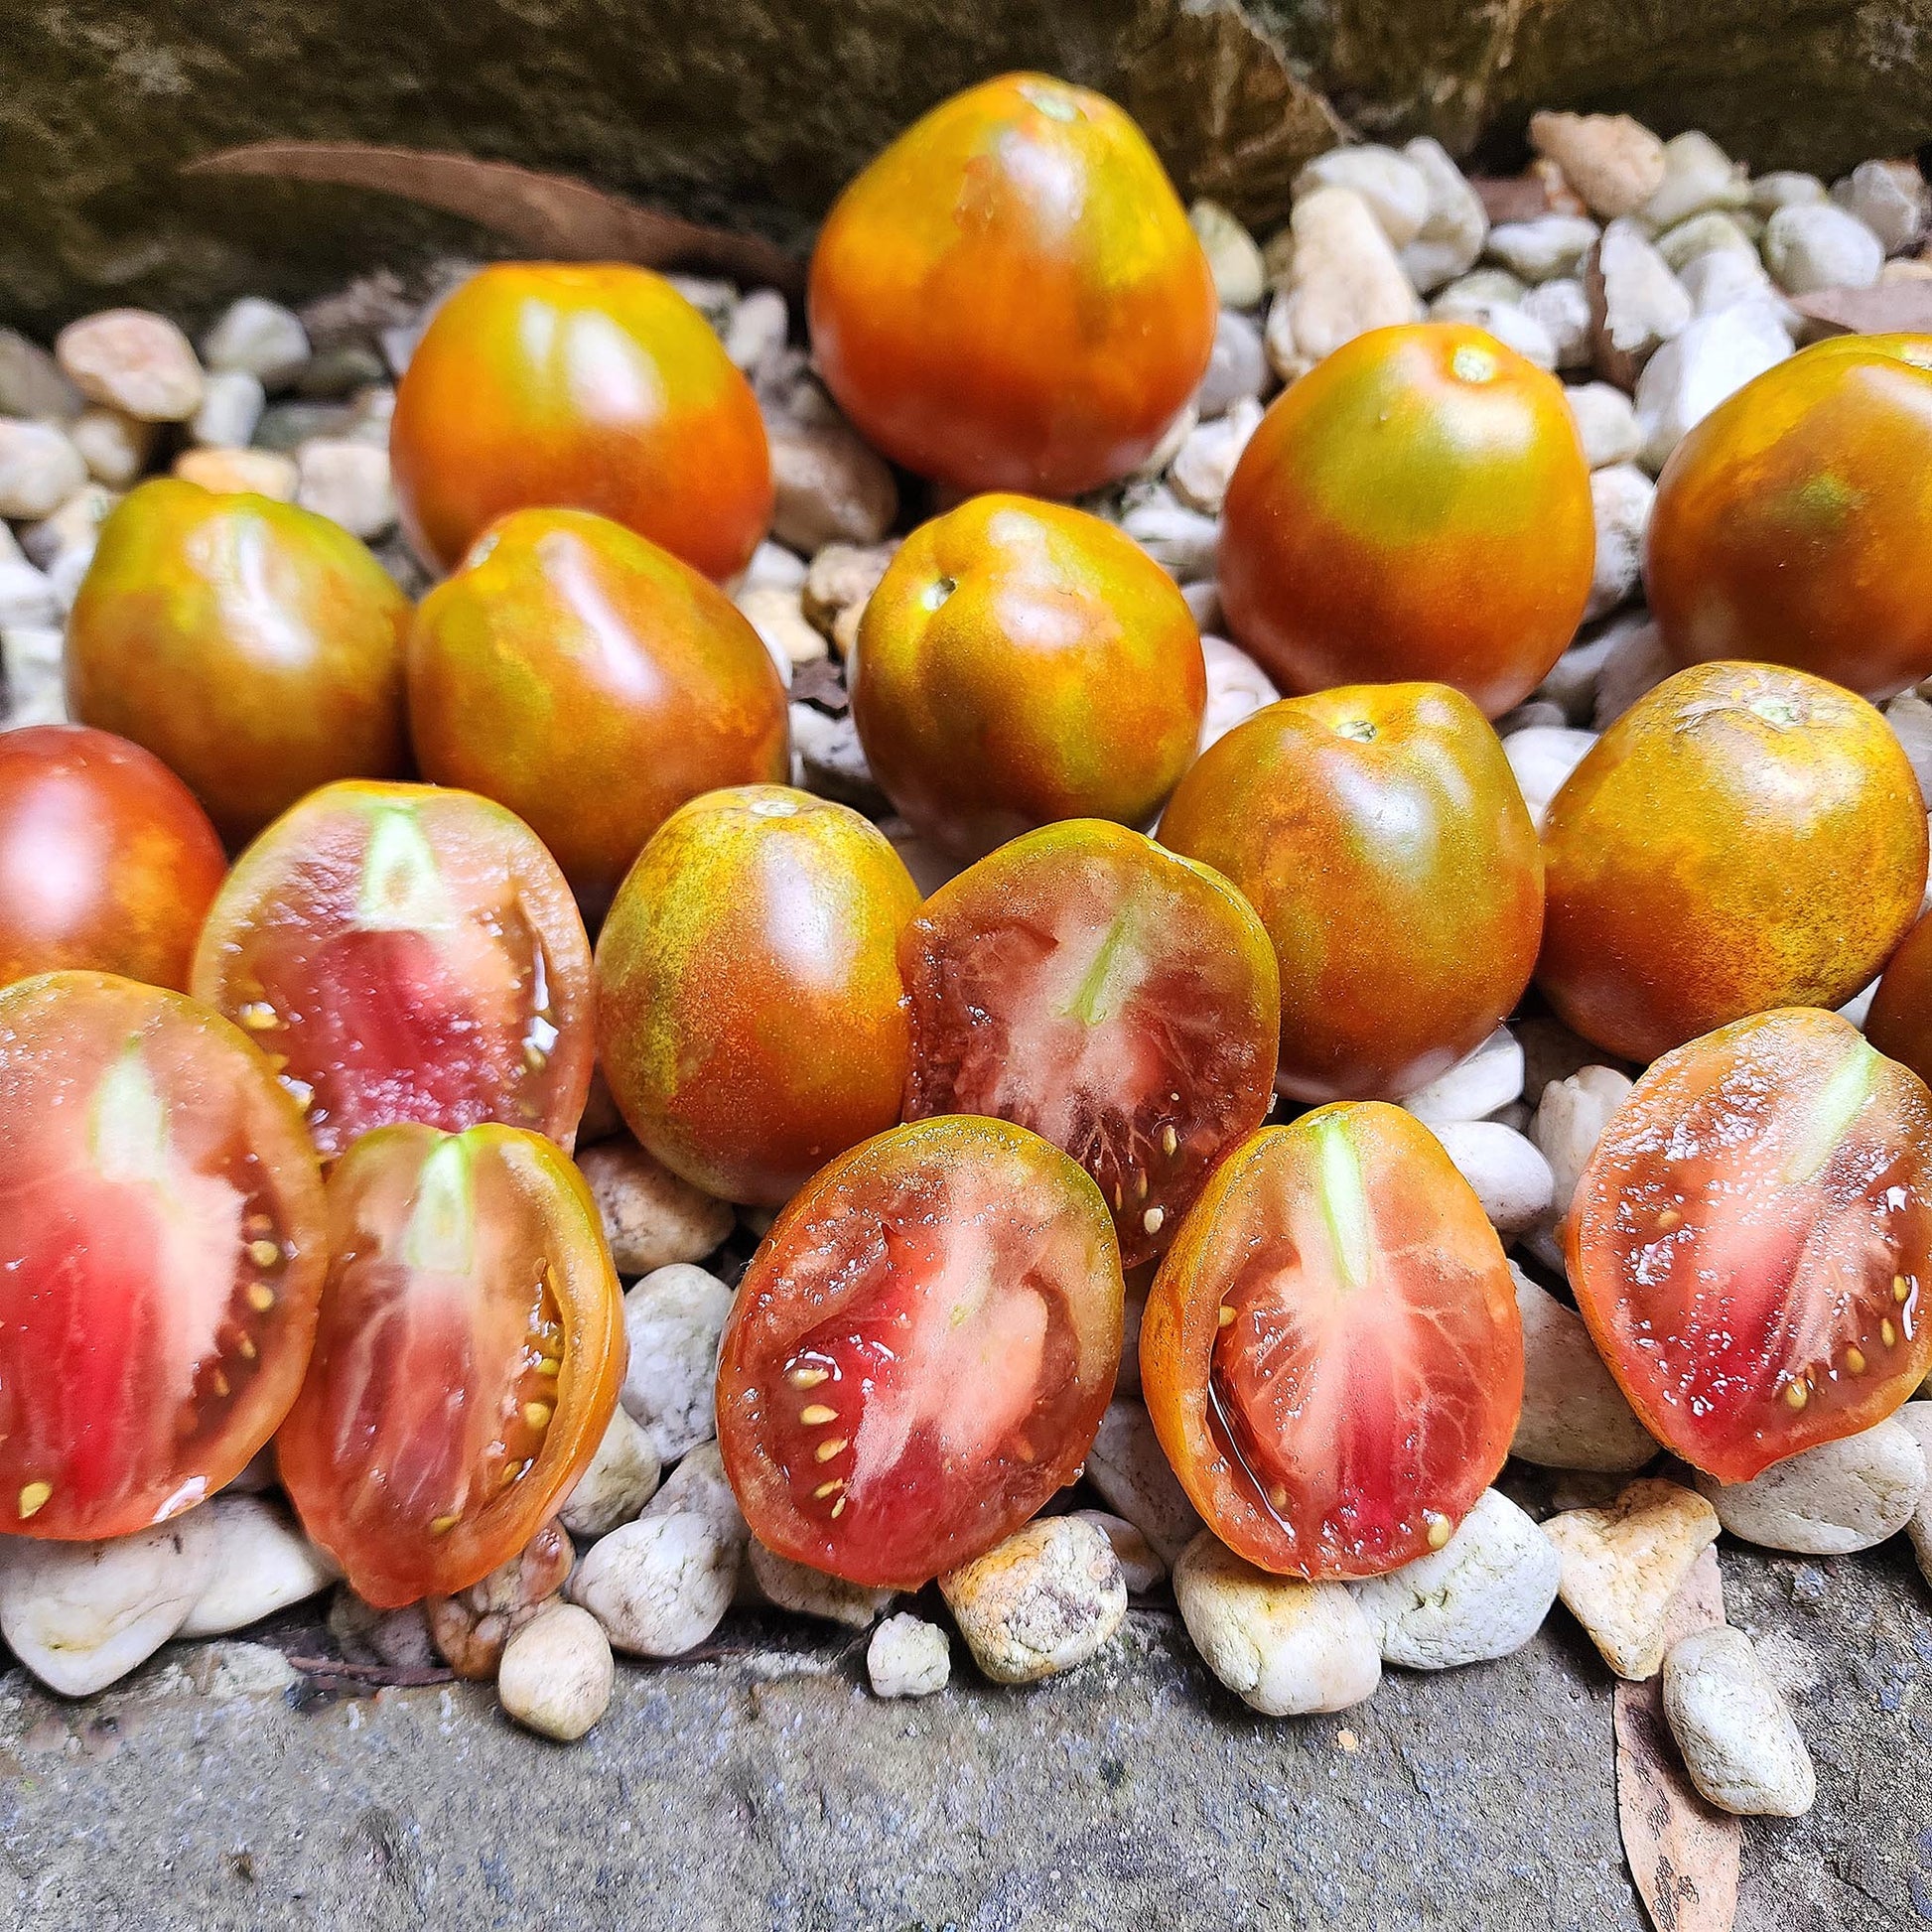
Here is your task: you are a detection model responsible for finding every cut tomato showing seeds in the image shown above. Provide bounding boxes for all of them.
[1568,1007,1932,1483]
[1140,1103,1522,1579]
[716,1116,1124,1589]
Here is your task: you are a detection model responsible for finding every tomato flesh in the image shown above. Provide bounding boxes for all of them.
[1568,1008,1932,1482]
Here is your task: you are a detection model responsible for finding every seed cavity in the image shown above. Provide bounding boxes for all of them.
[17,1481,51,1520]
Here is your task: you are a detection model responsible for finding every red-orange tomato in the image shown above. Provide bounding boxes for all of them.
[0,725,225,991]
[595,786,920,1205]
[1865,907,1932,1087]
[406,507,790,913]
[1218,323,1594,718]
[1141,1103,1522,1580]
[852,493,1206,859]
[1569,1009,1932,1483]
[1648,335,1932,698]
[809,73,1215,496]
[278,1122,623,1606]
[1160,683,1543,1101]
[389,262,772,580]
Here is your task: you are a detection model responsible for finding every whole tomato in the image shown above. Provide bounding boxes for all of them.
[407,507,790,913]
[595,786,921,1205]
[1866,908,1932,1086]
[0,725,225,991]
[1647,335,1932,698]
[1218,323,1594,718]
[1539,661,1927,1063]
[852,493,1205,859]
[65,479,411,845]
[1159,682,1543,1102]
[390,262,772,580]
[808,73,1215,496]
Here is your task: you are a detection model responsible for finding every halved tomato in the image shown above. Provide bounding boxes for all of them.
[0,971,327,1540]
[899,820,1279,1267]
[1568,1008,1932,1482]
[277,1122,624,1606]
[192,781,593,1159]
[1141,1103,1522,1579]
[716,1116,1123,1589]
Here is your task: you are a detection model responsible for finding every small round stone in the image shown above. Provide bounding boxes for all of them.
[55,309,205,422]
[497,1603,616,1742]
[1662,1624,1815,1817]
[867,1612,950,1698]
[579,1140,735,1278]
[0,418,87,520]
[939,1516,1127,1685]
[172,446,300,499]
[1692,1418,1927,1555]
[619,1263,737,1462]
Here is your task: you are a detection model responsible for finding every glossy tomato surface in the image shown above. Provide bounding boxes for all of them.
[193,781,593,1159]
[1539,661,1927,1062]
[1568,1009,1932,1482]
[1865,906,1932,1086]
[595,786,919,1205]
[1648,335,1932,698]
[278,1122,623,1605]
[1160,682,1543,1101]
[65,479,411,845]
[852,493,1206,859]
[716,1115,1123,1588]
[809,73,1215,497]
[900,820,1279,1267]
[1141,1103,1521,1579]
[407,507,789,913]
[0,972,327,1539]
[0,725,225,991]
[390,263,772,580]
[1218,323,1593,718]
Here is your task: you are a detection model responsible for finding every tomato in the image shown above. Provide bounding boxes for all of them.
[192,781,594,1160]
[0,971,327,1540]
[406,507,790,914]
[277,1122,623,1606]
[65,479,411,845]
[389,262,772,581]
[852,493,1206,859]
[1647,335,1932,699]
[716,1115,1122,1588]
[1865,907,1932,1087]
[1140,1103,1522,1580]
[1539,661,1926,1063]
[1218,323,1594,719]
[595,785,919,1206]
[0,725,225,991]
[1568,1008,1932,1483]
[808,73,1215,497]
[1159,682,1543,1102]
[899,820,1278,1267]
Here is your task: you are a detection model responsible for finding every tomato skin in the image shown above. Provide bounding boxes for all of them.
[406,507,790,914]
[1141,1103,1522,1580]
[390,263,772,581]
[0,971,327,1540]
[1218,323,1594,718]
[716,1115,1123,1589]
[1568,1009,1932,1483]
[809,73,1215,497]
[65,479,412,846]
[852,494,1206,860]
[1538,661,1927,1063]
[595,785,919,1206]
[1159,682,1543,1102]
[1865,908,1932,1086]
[277,1122,624,1607]
[0,725,225,991]
[1648,335,1932,699]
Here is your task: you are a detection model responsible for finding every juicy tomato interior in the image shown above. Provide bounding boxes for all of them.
[1569,1008,1932,1482]
[277,1122,623,1606]
[717,1116,1123,1589]
[1142,1103,1522,1579]
[0,972,327,1539]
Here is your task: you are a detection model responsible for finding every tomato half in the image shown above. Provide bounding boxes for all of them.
[0,972,327,1540]
[716,1116,1123,1589]
[1568,1008,1932,1483]
[1141,1103,1522,1580]
[899,820,1279,1267]
[192,781,593,1159]
[278,1123,623,1606]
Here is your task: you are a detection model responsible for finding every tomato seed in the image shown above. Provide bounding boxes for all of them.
[246,1283,275,1312]
[799,1404,837,1425]
[17,1481,50,1519]
[814,1438,848,1462]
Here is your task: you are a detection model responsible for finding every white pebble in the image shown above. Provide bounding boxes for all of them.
[940,1515,1127,1684]
[741,538,808,592]
[867,1612,950,1698]
[1120,484,1219,582]
[1830,159,1929,256]
[735,583,823,682]
[1896,1405,1932,1584]
[1295,147,1431,249]
[328,1587,437,1671]
[1085,1398,1204,1564]
[1663,1624,1815,1817]
[0,328,83,420]
[1071,1509,1167,1594]
[69,407,154,487]
[1484,214,1600,284]
[1634,301,1793,474]
[1195,634,1280,757]
[0,559,59,629]
[619,1262,735,1462]
[1586,218,1691,387]
[1590,615,1675,726]
[1399,1026,1524,1125]
[1531,1063,1633,1223]
[1637,131,1749,232]
[1886,693,1932,795]
[767,413,897,553]
[1430,1120,1554,1236]
[1505,725,1596,831]
[1,623,69,725]
[1265,187,1420,381]
[1430,267,1527,317]
[747,1538,895,1627]
[791,703,881,809]
[0,418,87,520]
[1761,202,1884,294]
[723,288,789,378]
[174,446,299,499]
[559,1404,662,1539]
[1566,381,1642,469]
[1653,210,1756,273]
[1195,308,1269,418]
[1397,138,1487,293]
[1528,112,1667,221]
[497,1603,615,1742]
[1584,463,1655,621]
[1168,397,1262,515]
[1188,201,1267,309]
[579,1138,735,1277]
[201,296,312,389]
[178,1494,340,1637]
[1751,171,1827,214]
[1511,1263,1658,1471]
[190,368,267,450]
[1520,276,1591,368]
[1693,1419,1927,1555]
[294,437,395,539]
[1678,245,1778,318]
[56,309,204,422]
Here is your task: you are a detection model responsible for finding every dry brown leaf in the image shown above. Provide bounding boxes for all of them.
[1613,1545,1740,1932]
[184,143,804,292]
[1791,282,1932,336]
